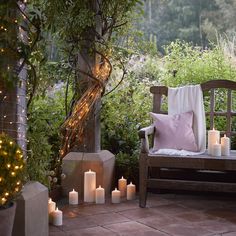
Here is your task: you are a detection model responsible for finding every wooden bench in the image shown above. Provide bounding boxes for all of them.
[139,80,236,208]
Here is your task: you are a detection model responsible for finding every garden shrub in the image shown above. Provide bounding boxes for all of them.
[27,88,67,188]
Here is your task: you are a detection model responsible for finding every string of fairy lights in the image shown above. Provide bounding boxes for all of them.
[0,133,25,206]
[60,56,112,157]
[0,1,29,154]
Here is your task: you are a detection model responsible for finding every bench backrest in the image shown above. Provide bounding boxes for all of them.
[150,80,236,138]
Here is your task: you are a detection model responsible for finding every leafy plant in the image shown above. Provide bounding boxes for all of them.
[161,40,236,87]
[27,87,70,188]
[0,133,25,208]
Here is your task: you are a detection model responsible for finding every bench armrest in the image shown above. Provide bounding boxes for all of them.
[138,125,155,153]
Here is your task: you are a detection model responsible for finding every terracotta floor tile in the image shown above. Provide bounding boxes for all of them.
[67,226,117,236]
[61,216,97,231]
[49,230,68,236]
[104,221,154,234]
[50,193,236,236]
[205,209,236,223]
[120,229,170,236]
[152,203,191,215]
[222,232,236,236]
[118,207,162,221]
[175,210,219,222]
[137,214,184,229]
[193,219,236,234]
[160,223,213,236]
[86,212,130,226]
[49,225,64,232]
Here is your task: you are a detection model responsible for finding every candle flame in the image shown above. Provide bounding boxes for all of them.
[130,182,132,185]
[73,189,74,192]
[115,188,117,191]
[224,134,226,138]
[56,207,58,211]
[48,198,52,203]
[99,185,101,188]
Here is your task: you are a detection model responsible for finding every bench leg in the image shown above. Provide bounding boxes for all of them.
[139,153,148,208]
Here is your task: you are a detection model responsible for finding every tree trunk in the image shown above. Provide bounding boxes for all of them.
[76,0,102,153]
[0,1,27,154]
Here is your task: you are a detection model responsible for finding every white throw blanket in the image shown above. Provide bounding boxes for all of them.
[154,84,206,156]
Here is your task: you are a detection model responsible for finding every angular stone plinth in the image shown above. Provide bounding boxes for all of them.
[12,181,48,236]
[62,150,115,199]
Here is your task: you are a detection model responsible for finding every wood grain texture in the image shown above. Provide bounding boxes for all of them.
[139,80,236,207]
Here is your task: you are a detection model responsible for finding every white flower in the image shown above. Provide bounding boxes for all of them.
[53,177,58,183]
[61,173,66,180]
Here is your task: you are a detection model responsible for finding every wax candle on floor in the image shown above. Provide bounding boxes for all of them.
[127,182,136,200]
[95,185,105,204]
[51,207,63,226]
[221,134,230,156]
[111,188,121,204]
[118,176,127,197]
[48,198,56,214]
[208,128,220,155]
[69,189,78,205]
[84,169,96,202]
[212,141,221,157]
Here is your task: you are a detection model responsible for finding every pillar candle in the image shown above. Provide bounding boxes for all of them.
[84,169,96,202]
[51,207,63,226]
[221,134,230,156]
[208,128,220,155]
[48,198,56,214]
[48,198,56,223]
[118,176,127,197]
[69,189,78,205]
[127,182,136,200]
[111,188,121,204]
[95,185,105,204]
[212,141,221,157]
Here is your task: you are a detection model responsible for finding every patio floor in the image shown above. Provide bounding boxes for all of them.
[49,193,236,236]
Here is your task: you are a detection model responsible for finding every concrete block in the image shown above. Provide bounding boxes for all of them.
[12,181,48,236]
[62,150,115,198]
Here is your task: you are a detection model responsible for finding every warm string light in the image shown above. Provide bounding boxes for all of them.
[0,134,25,207]
[60,59,111,157]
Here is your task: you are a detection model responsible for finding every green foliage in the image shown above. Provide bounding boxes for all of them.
[27,88,68,188]
[0,133,25,208]
[161,40,236,87]
[101,73,152,154]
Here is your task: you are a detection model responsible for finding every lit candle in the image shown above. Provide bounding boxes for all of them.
[84,169,96,202]
[221,134,230,156]
[127,182,136,200]
[118,176,127,197]
[51,207,63,226]
[69,189,78,205]
[208,128,220,155]
[111,188,121,204]
[95,185,105,204]
[48,198,56,223]
[48,198,56,214]
[212,141,221,157]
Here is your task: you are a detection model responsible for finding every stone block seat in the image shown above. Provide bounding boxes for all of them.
[139,80,236,208]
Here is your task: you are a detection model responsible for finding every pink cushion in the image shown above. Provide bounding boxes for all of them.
[150,111,198,152]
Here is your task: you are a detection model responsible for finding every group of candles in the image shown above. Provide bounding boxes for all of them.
[112,176,136,203]
[208,128,230,156]
[48,198,63,226]
[48,170,136,226]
